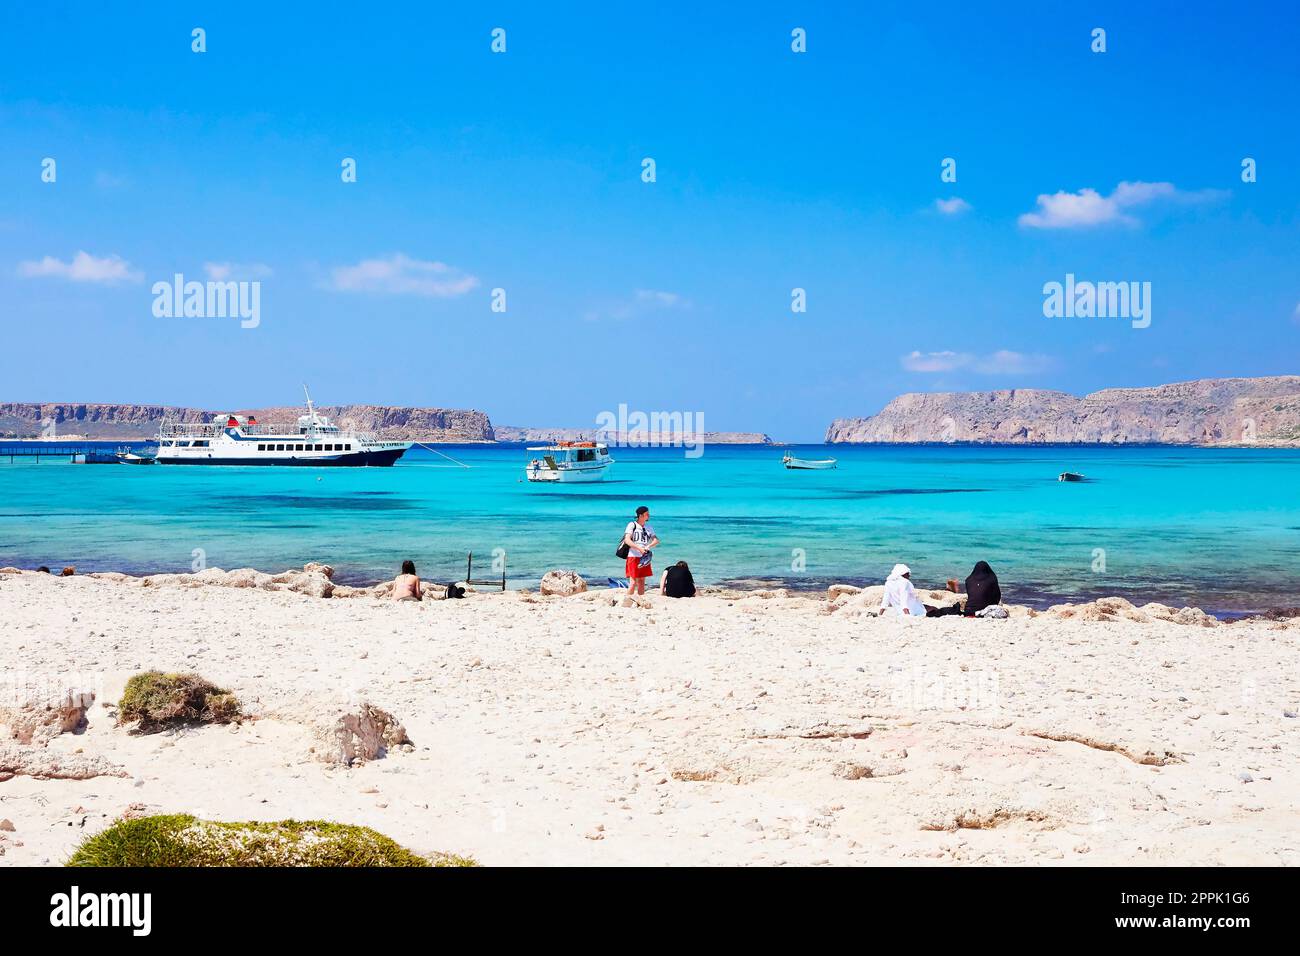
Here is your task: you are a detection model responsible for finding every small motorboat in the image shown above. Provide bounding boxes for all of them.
[784,453,837,470]
[1058,471,1086,482]
[526,442,614,483]
[117,447,157,465]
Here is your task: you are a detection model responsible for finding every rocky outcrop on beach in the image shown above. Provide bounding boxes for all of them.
[122,564,339,598]
[0,401,494,442]
[539,569,588,597]
[2,563,450,601]
[0,686,126,782]
[826,375,1300,445]
[1,688,96,747]
[308,702,412,767]
[493,426,773,444]
[823,583,1226,628]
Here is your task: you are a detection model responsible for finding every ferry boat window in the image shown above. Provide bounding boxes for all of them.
[324,444,333,451]
[258,444,266,451]
[194,440,209,448]
[346,444,352,451]
[176,440,190,447]
[577,449,595,462]
[276,444,285,451]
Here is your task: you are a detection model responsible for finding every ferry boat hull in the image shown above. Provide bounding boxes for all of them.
[158,446,406,467]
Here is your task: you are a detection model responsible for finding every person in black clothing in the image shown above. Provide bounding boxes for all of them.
[962,560,1001,616]
[660,560,696,598]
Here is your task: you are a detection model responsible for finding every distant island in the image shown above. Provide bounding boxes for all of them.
[0,403,774,445]
[826,376,1300,446]
[0,403,494,442]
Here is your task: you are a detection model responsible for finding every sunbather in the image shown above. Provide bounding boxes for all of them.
[392,559,423,602]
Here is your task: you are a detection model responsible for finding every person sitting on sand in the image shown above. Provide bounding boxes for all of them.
[660,560,696,598]
[880,563,930,617]
[962,560,1001,616]
[392,559,423,602]
[622,506,659,597]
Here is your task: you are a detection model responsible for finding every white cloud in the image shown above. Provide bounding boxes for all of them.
[204,261,273,280]
[934,197,971,216]
[585,289,690,321]
[973,349,1054,374]
[902,350,970,372]
[17,251,141,283]
[901,349,1053,375]
[635,289,686,307]
[1018,180,1222,229]
[328,253,479,297]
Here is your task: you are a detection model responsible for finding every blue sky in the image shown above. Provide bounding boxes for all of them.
[2,1,1298,440]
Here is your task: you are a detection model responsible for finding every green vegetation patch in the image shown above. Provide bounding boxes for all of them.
[67,814,478,867]
[118,671,241,732]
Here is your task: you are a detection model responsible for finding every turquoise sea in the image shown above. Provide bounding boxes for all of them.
[2,443,1298,617]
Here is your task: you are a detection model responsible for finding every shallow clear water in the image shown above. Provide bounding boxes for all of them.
[2,443,1297,616]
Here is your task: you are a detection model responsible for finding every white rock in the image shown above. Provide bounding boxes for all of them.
[540,569,588,597]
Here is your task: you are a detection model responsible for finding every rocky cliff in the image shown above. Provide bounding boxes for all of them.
[825,376,1300,445]
[0,402,495,442]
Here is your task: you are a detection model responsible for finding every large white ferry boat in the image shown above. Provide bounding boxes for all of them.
[155,389,412,466]
[525,442,613,482]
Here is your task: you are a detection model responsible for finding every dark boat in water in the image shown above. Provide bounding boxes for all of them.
[82,450,122,464]
[1058,471,1086,482]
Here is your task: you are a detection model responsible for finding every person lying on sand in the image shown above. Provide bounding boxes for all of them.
[880,563,934,617]
[660,560,696,598]
[392,560,423,602]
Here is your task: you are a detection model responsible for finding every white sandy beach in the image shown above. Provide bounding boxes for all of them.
[1,567,1297,866]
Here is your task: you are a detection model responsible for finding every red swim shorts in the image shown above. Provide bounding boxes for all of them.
[625,557,652,578]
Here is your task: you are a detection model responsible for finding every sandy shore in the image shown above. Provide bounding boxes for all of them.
[1,567,1298,866]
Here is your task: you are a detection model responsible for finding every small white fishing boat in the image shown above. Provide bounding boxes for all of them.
[116,447,157,465]
[783,453,837,470]
[526,442,614,483]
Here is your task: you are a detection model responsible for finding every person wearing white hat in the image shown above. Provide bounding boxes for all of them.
[880,563,929,617]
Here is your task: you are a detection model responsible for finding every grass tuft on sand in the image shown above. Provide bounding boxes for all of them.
[67,814,478,867]
[118,671,241,732]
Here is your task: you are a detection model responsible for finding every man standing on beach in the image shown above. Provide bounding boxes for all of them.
[623,505,659,598]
